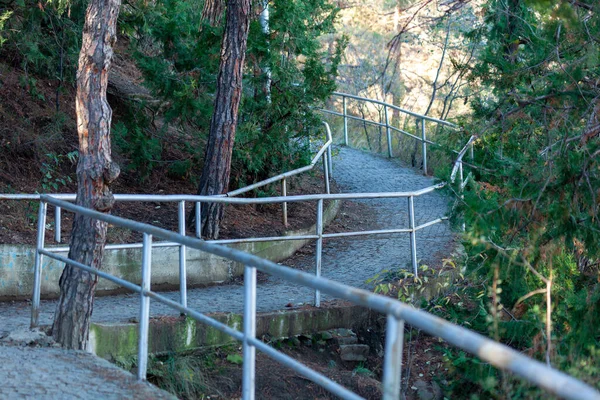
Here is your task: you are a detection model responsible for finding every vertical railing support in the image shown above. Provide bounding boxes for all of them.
[382,315,405,400]
[343,96,348,146]
[54,206,61,243]
[242,265,257,400]
[421,118,427,175]
[314,199,324,307]
[137,233,152,381]
[323,154,330,195]
[385,105,392,158]
[195,202,202,238]
[31,201,47,328]
[178,201,188,308]
[408,196,418,277]
[459,162,466,232]
[469,141,474,162]
[281,178,288,227]
[327,145,333,179]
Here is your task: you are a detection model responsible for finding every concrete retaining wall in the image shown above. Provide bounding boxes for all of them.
[0,200,340,300]
[89,303,372,360]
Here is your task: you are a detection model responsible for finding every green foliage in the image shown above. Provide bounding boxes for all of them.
[225,353,243,365]
[0,0,85,81]
[0,10,11,47]
[40,150,77,192]
[146,353,218,399]
[438,0,600,395]
[113,114,162,181]
[124,0,345,186]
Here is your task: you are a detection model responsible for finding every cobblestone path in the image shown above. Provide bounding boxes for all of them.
[0,147,453,333]
[0,344,175,399]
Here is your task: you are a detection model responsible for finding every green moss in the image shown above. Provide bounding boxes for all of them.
[91,323,139,360]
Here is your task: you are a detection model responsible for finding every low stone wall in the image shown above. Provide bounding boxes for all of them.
[89,303,372,360]
[0,200,340,300]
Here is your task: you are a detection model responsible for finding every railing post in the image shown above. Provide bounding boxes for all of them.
[323,153,330,195]
[281,178,288,227]
[327,145,333,179]
[385,105,392,158]
[195,202,202,238]
[469,141,474,162]
[408,196,418,277]
[459,162,466,232]
[242,265,257,400]
[178,201,188,308]
[31,201,47,328]
[54,206,61,243]
[421,118,427,175]
[314,199,324,307]
[382,315,405,400]
[137,233,152,381]
[342,95,348,146]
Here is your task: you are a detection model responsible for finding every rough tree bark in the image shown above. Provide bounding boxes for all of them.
[201,0,225,27]
[197,0,251,239]
[52,0,121,350]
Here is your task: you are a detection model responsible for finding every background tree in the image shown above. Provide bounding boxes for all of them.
[440,0,600,394]
[51,0,121,349]
[196,0,251,239]
[127,0,343,238]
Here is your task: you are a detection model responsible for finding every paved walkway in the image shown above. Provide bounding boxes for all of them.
[0,344,175,399]
[0,146,453,333]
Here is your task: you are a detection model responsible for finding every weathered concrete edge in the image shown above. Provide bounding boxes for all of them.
[89,303,373,360]
[0,200,341,300]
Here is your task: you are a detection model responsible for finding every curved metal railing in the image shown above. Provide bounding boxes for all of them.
[321,92,460,175]
[31,194,600,400]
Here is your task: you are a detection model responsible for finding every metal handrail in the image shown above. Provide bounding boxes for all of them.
[32,194,600,400]
[226,121,333,197]
[322,92,477,214]
[26,182,446,311]
[0,121,333,238]
[331,92,458,128]
[323,92,461,176]
[451,134,477,184]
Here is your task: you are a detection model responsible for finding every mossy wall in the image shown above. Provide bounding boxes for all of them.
[90,303,371,360]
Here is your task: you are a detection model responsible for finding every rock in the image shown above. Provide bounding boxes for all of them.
[319,331,333,340]
[335,335,358,345]
[336,328,354,337]
[413,379,443,400]
[0,328,54,347]
[339,344,370,361]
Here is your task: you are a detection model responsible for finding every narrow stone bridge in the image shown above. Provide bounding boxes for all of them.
[0,146,453,398]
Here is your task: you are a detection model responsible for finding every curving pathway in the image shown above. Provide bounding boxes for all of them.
[0,146,453,333]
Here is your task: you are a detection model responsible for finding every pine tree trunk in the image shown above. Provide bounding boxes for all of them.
[201,0,225,27]
[197,0,251,239]
[52,0,121,350]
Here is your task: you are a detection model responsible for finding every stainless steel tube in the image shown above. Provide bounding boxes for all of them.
[31,201,47,328]
[137,233,152,381]
[242,265,257,400]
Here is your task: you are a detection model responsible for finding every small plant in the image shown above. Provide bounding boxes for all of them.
[225,353,243,365]
[40,151,77,192]
[352,363,375,378]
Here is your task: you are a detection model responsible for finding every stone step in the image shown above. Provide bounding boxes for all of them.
[339,344,370,361]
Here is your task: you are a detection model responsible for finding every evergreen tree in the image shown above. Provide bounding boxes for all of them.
[448,0,600,393]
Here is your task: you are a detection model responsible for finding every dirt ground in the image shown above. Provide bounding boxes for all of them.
[143,312,448,400]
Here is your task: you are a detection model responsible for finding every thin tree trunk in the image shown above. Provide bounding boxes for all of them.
[52,0,121,350]
[258,0,271,103]
[197,0,251,239]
